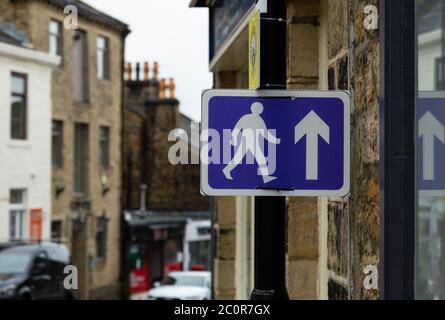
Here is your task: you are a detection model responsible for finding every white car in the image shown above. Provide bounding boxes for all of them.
[147,271,211,300]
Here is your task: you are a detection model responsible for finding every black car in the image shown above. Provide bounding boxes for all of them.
[0,243,73,300]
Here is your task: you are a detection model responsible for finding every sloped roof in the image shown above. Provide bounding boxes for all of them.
[12,0,130,35]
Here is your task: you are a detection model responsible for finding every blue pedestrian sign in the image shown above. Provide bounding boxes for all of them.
[418,92,445,195]
[201,90,351,197]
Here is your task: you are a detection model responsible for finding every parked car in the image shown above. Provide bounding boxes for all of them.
[147,271,211,300]
[0,243,73,300]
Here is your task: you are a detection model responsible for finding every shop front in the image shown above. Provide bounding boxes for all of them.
[122,211,187,299]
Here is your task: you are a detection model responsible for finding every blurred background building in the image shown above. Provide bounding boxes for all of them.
[0,0,130,299]
[121,62,210,299]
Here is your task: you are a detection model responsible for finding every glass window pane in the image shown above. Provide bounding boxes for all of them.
[11,96,26,139]
[100,126,110,170]
[96,36,109,79]
[9,211,17,239]
[97,50,104,79]
[10,190,24,204]
[73,30,87,102]
[11,76,25,94]
[74,124,89,195]
[49,20,59,34]
[49,34,58,55]
[52,121,63,167]
[97,36,105,49]
[417,0,445,299]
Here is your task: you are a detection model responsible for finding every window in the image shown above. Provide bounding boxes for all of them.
[51,221,62,241]
[417,0,445,299]
[73,30,88,102]
[74,123,89,195]
[52,120,63,168]
[436,57,445,90]
[99,126,110,170]
[9,189,27,240]
[96,36,109,79]
[49,19,63,56]
[96,217,108,260]
[10,73,27,140]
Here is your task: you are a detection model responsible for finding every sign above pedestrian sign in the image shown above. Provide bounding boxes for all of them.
[249,10,260,90]
[201,90,351,197]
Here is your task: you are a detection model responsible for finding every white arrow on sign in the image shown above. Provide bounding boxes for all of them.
[295,111,330,180]
[419,111,445,181]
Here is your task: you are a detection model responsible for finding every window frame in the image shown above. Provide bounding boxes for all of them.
[9,189,27,241]
[49,19,63,56]
[52,120,64,168]
[99,126,110,171]
[95,217,108,260]
[10,72,28,140]
[73,123,89,197]
[73,29,89,103]
[96,35,110,80]
[435,57,445,90]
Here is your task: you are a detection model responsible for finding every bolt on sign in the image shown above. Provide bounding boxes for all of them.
[249,9,260,90]
[201,90,351,197]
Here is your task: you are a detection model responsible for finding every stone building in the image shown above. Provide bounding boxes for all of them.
[191,0,380,300]
[123,62,208,212]
[0,0,130,299]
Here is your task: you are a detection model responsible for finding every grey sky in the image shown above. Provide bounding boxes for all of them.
[83,0,212,121]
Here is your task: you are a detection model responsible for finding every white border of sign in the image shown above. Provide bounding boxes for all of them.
[200,89,351,197]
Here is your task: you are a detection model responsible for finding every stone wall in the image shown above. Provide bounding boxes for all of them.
[326,0,380,300]
[212,71,239,300]
[285,0,380,300]
[286,0,320,300]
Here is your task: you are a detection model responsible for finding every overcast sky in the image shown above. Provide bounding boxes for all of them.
[83,0,212,121]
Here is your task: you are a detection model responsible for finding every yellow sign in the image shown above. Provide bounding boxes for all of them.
[249,10,260,90]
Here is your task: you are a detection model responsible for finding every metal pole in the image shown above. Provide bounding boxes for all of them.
[379,0,415,300]
[251,0,288,300]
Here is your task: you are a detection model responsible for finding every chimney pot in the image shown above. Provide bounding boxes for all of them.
[126,62,132,81]
[153,62,159,81]
[159,78,166,99]
[135,62,141,81]
[144,62,149,81]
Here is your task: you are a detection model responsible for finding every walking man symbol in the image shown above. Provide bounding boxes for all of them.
[223,102,281,184]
